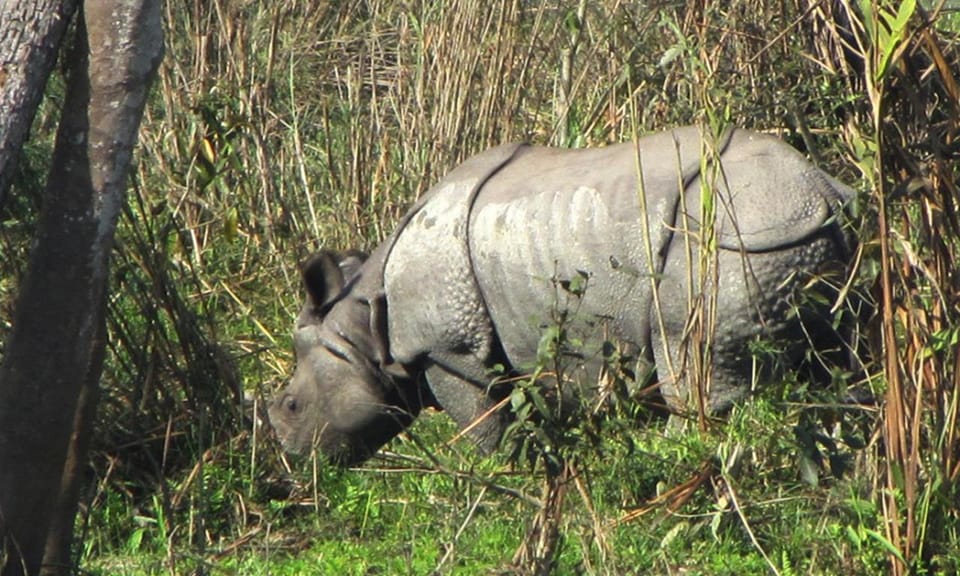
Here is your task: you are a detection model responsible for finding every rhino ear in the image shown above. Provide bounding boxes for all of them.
[301,251,346,310]
[337,249,368,282]
[301,250,368,312]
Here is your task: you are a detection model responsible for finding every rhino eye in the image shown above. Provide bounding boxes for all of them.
[284,397,299,414]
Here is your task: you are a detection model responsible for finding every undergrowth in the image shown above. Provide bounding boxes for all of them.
[1,0,959,574]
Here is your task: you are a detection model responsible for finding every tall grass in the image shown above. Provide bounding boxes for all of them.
[803,2,960,572]
[2,0,959,573]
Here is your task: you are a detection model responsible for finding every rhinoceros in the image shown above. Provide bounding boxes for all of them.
[268,126,855,464]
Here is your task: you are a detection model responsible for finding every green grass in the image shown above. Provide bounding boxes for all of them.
[78,398,896,574]
[3,0,960,574]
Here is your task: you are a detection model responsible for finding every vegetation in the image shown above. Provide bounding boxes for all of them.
[2,0,958,573]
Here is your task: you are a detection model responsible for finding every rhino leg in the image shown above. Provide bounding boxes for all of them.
[424,362,508,453]
[652,233,844,415]
[651,252,765,416]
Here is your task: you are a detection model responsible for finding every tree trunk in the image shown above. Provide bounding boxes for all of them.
[0,2,163,575]
[39,294,106,576]
[0,0,78,208]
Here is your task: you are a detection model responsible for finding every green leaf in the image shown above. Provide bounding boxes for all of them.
[659,46,682,68]
[565,270,589,296]
[875,0,916,81]
[126,527,146,553]
[891,0,916,32]
[510,387,527,411]
[224,206,239,242]
[563,9,581,37]
[528,387,551,419]
[845,525,863,547]
[863,528,907,563]
[537,325,561,364]
[799,452,820,487]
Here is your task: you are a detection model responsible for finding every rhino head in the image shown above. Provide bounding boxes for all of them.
[268,250,427,465]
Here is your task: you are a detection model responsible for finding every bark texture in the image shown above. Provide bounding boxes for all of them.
[0,0,78,207]
[0,2,163,575]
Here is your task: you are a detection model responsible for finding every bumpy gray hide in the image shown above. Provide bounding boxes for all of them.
[271,126,854,460]
[383,127,851,443]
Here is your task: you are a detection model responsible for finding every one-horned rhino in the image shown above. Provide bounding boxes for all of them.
[268,126,855,465]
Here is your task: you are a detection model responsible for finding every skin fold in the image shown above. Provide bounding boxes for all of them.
[269,126,855,464]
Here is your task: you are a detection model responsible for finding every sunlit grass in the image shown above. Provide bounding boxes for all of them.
[2,0,956,573]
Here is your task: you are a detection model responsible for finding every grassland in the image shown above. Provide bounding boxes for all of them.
[3,1,960,574]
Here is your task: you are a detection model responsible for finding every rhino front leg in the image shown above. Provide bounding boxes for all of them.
[424,362,508,453]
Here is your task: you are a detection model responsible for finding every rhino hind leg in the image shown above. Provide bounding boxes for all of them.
[651,233,846,415]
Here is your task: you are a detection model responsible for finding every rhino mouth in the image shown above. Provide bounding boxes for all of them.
[310,413,410,466]
[269,401,419,466]
[327,403,421,466]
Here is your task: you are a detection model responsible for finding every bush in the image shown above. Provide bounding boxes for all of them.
[3,1,958,574]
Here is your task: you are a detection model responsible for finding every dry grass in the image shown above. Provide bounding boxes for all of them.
[111,0,960,571]
[3,0,959,573]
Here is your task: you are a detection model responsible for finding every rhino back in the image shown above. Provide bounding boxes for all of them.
[465,126,851,382]
[468,140,676,372]
[681,129,847,252]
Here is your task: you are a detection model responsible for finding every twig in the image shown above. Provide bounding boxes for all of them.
[721,474,781,576]
[434,485,489,572]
